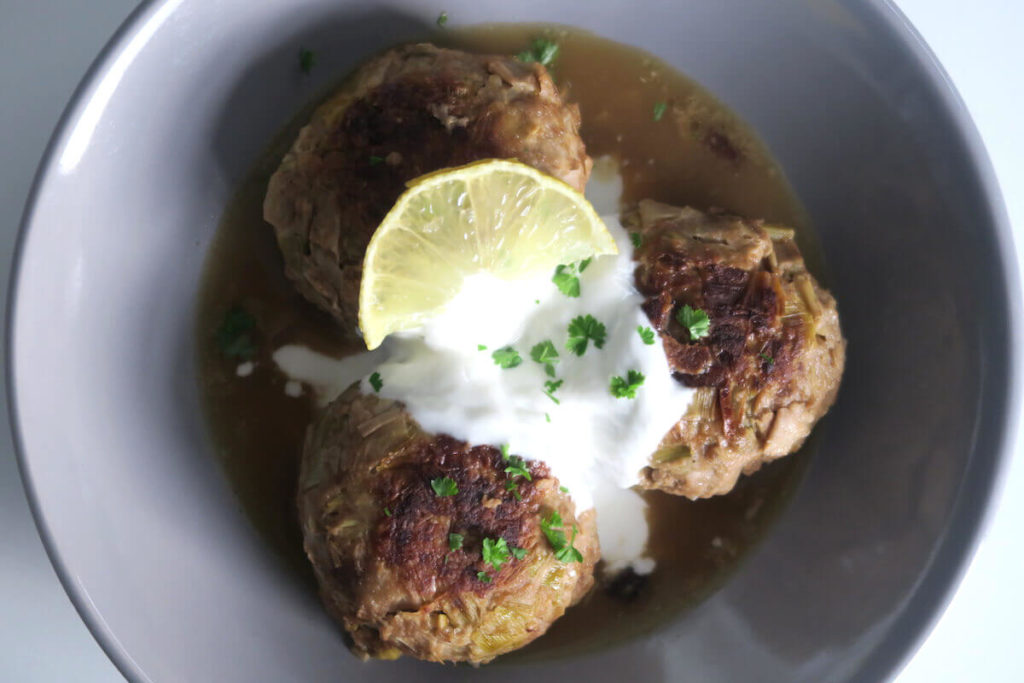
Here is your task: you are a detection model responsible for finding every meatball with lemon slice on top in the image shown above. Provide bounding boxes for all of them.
[263,43,593,336]
[295,160,613,663]
[630,200,846,499]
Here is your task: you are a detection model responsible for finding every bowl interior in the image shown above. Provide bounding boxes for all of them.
[9,1,1017,682]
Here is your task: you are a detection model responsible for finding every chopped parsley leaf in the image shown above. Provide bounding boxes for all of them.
[448,533,464,551]
[530,340,560,378]
[637,326,656,345]
[578,257,592,272]
[383,507,392,517]
[517,37,559,68]
[430,476,458,497]
[504,456,532,481]
[554,527,584,563]
[540,511,565,546]
[759,352,775,367]
[492,346,522,369]
[505,479,522,501]
[477,571,492,583]
[511,547,528,560]
[477,344,487,351]
[500,443,510,461]
[369,154,384,166]
[436,11,448,27]
[559,485,569,493]
[543,378,563,404]
[630,231,643,249]
[566,314,607,356]
[215,306,257,360]
[298,48,315,74]
[610,369,645,399]
[545,413,551,423]
[368,371,383,392]
[552,264,581,298]
[677,304,711,340]
[482,537,511,570]
[540,511,583,563]
[653,101,668,121]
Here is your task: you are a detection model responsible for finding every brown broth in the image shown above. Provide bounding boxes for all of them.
[196,25,817,659]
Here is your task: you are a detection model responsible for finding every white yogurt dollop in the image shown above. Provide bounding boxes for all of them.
[273,208,693,574]
[367,218,693,516]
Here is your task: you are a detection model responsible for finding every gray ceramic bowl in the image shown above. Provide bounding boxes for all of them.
[8,0,1021,681]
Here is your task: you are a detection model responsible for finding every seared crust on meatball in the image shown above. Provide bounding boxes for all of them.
[298,385,599,664]
[630,200,845,499]
[264,43,593,334]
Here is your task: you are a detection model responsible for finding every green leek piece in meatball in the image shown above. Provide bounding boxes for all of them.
[630,200,846,499]
[264,43,593,335]
[298,385,599,664]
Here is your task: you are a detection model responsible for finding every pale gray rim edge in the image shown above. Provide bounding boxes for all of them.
[5,1,165,681]
[843,1,1022,681]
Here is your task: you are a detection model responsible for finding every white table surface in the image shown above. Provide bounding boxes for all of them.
[1,1,1021,680]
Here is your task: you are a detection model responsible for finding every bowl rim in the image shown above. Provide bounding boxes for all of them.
[6,1,1021,681]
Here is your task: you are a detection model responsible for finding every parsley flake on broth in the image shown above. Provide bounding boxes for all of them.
[517,37,559,68]
[214,306,257,360]
[298,48,315,74]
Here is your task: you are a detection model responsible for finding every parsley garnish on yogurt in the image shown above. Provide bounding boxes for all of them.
[530,340,560,377]
[566,314,607,356]
[492,346,522,369]
[610,370,645,399]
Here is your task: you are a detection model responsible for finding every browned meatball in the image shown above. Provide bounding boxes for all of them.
[630,200,845,499]
[298,386,599,664]
[264,43,593,334]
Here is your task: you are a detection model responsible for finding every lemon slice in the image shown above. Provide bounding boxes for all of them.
[358,159,617,350]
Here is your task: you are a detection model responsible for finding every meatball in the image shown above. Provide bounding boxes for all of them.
[298,385,599,664]
[264,43,593,334]
[630,200,845,498]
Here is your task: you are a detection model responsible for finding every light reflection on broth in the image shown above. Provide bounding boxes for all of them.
[196,25,817,659]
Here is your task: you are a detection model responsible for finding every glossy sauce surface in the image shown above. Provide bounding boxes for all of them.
[196,25,816,659]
